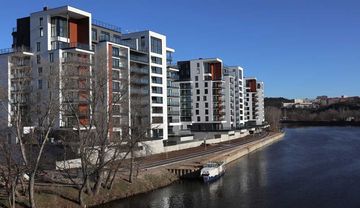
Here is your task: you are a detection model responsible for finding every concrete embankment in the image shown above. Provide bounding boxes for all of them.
[167,132,285,178]
[210,132,285,165]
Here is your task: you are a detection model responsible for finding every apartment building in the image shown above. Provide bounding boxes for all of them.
[2,6,95,130]
[0,5,174,141]
[224,66,245,128]
[120,31,169,140]
[166,48,181,136]
[177,58,227,131]
[244,78,265,126]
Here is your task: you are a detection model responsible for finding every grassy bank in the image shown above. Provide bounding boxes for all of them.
[2,169,178,208]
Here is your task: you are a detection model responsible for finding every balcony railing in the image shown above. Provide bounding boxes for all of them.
[167,92,179,97]
[168,100,180,106]
[168,110,180,115]
[131,67,149,74]
[62,57,93,65]
[92,18,122,33]
[132,78,149,85]
[60,42,93,51]
[0,46,32,55]
[130,55,149,64]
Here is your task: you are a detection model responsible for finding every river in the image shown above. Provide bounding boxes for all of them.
[101,127,360,208]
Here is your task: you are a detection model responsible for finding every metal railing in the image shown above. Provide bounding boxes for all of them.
[0,46,32,55]
[92,18,122,33]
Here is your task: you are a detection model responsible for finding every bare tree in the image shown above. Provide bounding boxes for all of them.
[265,106,282,132]
[57,47,134,207]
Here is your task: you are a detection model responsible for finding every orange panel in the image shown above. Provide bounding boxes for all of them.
[211,62,222,80]
[69,20,78,43]
[247,79,257,92]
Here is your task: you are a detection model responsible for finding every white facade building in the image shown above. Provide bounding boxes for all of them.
[245,78,265,126]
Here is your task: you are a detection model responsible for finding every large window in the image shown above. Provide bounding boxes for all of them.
[51,17,68,38]
[49,53,54,63]
[151,37,162,54]
[152,107,163,113]
[92,29,97,41]
[152,86,163,94]
[152,96,163,104]
[151,66,162,74]
[113,35,121,43]
[100,31,110,41]
[112,58,121,68]
[151,76,162,84]
[112,47,120,57]
[151,56,162,65]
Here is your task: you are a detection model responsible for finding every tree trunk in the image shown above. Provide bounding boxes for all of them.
[128,150,134,183]
[11,180,16,208]
[29,172,36,208]
[93,171,103,195]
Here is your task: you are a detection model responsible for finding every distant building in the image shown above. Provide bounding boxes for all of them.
[244,78,264,126]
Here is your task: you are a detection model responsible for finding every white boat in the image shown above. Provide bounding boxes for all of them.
[200,161,225,183]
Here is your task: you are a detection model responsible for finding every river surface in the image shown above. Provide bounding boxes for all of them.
[102,127,360,208]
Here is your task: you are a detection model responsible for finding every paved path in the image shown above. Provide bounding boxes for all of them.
[142,132,271,170]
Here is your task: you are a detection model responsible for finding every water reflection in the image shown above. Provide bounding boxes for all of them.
[102,127,360,208]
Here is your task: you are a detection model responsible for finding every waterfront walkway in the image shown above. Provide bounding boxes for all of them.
[141,131,273,170]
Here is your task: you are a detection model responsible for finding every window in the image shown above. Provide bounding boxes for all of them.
[197,63,200,67]
[36,55,41,64]
[151,66,162,74]
[40,28,44,37]
[100,31,110,41]
[112,82,120,91]
[49,53,54,62]
[151,56,162,64]
[196,110,199,115]
[113,35,121,43]
[197,117,200,122]
[152,117,163,124]
[152,107,163,113]
[196,89,200,95]
[151,76,162,84]
[39,17,43,26]
[151,37,162,54]
[36,42,40,52]
[205,109,209,115]
[197,96,200,101]
[195,76,198,81]
[51,41,56,50]
[140,36,146,49]
[203,96,207,101]
[112,70,120,79]
[152,128,163,137]
[205,82,208,87]
[205,102,208,108]
[196,103,199,108]
[50,17,68,37]
[206,116,209,121]
[112,58,120,68]
[152,86,162,94]
[112,47,119,57]
[205,89,208,94]
[152,96,163,104]
[38,80,43,89]
[38,67,42,75]
[195,83,199,88]
[92,29,97,41]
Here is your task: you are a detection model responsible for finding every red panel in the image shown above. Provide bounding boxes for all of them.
[247,79,257,92]
[69,20,78,43]
[211,62,222,80]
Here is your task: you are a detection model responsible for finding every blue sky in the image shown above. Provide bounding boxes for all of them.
[1,0,359,99]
